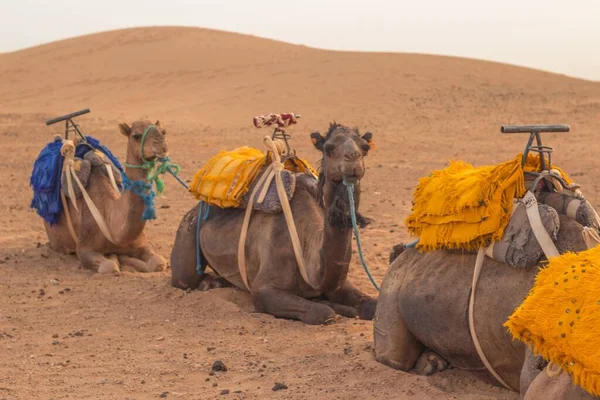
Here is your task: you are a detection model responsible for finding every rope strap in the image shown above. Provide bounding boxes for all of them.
[344,180,380,291]
[468,248,515,390]
[237,136,309,290]
[195,201,210,276]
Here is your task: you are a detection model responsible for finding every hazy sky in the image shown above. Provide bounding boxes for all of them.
[1,0,599,81]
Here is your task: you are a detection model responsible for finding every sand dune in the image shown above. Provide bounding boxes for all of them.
[1,27,600,399]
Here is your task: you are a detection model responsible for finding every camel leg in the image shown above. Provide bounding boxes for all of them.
[324,280,377,320]
[374,300,423,370]
[78,249,120,274]
[170,207,205,289]
[373,258,423,371]
[118,255,151,272]
[253,286,336,325]
[133,244,166,273]
[317,300,359,318]
[413,350,449,375]
[196,273,233,291]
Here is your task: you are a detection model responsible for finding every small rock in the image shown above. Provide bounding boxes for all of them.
[220,389,230,395]
[52,334,58,338]
[50,279,59,285]
[159,392,169,398]
[156,336,165,341]
[160,205,171,209]
[207,347,216,352]
[212,360,227,372]
[272,382,288,391]
[52,341,60,345]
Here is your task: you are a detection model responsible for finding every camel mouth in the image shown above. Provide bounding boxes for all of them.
[342,175,361,184]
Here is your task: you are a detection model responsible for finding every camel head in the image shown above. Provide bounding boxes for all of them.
[119,120,169,165]
[310,122,373,184]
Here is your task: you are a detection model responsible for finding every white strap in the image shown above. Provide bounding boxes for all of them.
[583,227,600,250]
[60,191,79,245]
[236,137,310,291]
[105,163,121,196]
[566,199,581,219]
[70,166,118,245]
[237,165,275,290]
[469,248,515,391]
[522,191,560,259]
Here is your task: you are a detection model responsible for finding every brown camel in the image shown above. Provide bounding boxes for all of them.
[170,123,377,324]
[45,120,168,274]
[373,214,588,391]
[520,350,598,399]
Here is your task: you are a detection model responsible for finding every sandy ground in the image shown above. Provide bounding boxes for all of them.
[1,27,599,399]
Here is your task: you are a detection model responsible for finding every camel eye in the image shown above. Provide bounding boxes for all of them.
[323,143,335,156]
[132,133,142,140]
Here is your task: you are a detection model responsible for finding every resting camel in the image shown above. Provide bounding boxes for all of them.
[520,350,597,399]
[45,120,168,274]
[170,123,377,324]
[373,214,588,393]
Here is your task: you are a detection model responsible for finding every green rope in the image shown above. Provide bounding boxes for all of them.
[123,125,185,194]
[343,180,380,292]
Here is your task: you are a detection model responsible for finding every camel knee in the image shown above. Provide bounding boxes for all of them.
[374,325,422,371]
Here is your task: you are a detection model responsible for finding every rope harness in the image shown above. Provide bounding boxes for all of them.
[237,136,310,290]
[59,125,186,245]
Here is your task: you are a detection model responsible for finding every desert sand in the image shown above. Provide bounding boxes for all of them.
[1,26,599,399]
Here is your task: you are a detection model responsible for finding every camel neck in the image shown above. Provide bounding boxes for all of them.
[111,152,150,243]
[312,180,359,292]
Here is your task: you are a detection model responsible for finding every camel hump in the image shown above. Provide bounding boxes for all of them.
[83,150,123,186]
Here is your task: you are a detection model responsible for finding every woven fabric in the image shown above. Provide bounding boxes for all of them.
[405,154,571,252]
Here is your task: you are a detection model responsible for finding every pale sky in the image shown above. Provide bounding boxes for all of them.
[1,0,599,81]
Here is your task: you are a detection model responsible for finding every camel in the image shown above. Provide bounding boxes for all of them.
[373,214,588,392]
[520,350,597,399]
[44,120,168,274]
[170,122,377,324]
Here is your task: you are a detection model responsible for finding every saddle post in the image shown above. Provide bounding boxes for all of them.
[46,108,91,144]
[500,124,569,172]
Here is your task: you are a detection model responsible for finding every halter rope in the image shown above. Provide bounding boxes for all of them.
[124,125,187,194]
[343,180,381,292]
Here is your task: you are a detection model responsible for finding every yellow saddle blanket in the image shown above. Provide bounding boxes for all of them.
[189,146,317,208]
[504,246,600,396]
[405,154,571,251]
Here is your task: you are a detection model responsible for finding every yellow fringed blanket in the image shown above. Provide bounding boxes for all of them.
[405,154,572,251]
[504,246,600,396]
[189,146,317,208]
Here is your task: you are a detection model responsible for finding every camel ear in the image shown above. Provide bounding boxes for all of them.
[362,132,375,151]
[155,120,166,135]
[119,123,131,137]
[310,132,325,151]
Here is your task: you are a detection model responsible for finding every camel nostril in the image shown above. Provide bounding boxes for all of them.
[344,151,361,162]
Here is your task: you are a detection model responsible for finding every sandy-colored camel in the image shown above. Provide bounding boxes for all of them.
[45,120,168,274]
[373,214,587,392]
[170,123,377,324]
